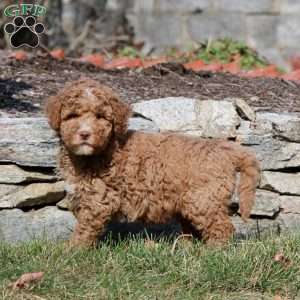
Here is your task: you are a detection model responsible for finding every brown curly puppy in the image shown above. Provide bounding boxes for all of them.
[46,78,260,247]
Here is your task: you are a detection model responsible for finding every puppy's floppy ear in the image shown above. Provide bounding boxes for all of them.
[109,94,132,137]
[45,95,62,131]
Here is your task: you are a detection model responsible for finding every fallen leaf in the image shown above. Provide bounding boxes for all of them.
[103,57,143,69]
[281,69,300,82]
[10,272,44,289]
[79,54,105,67]
[200,62,223,72]
[274,252,287,262]
[241,65,281,78]
[222,61,240,74]
[142,57,168,68]
[290,56,300,70]
[9,50,28,61]
[183,60,205,71]
[273,295,288,300]
[273,251,291,269]
[50,49,65,60]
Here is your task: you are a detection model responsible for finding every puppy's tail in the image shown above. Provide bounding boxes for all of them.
[235,147,260,221]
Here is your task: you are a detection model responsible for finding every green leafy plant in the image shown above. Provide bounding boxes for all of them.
[117,46,142,58]
[196,38,268,69]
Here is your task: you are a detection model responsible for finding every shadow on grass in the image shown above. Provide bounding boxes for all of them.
[100,221,182,244]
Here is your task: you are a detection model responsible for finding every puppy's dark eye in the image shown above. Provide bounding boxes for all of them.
[95,113,103,119]
[65,113,79,120]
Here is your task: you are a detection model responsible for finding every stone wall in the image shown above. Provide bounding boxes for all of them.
[1,98,300,243]
[111,0,300,68]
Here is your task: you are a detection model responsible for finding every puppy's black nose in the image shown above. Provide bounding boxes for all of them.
[79,131,90,140]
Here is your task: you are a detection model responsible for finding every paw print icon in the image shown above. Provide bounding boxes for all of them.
[4,16,45,48]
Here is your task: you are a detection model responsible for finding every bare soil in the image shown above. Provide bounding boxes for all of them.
[0,50,300,117]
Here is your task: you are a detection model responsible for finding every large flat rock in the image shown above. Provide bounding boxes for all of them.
[128,116,160,132]
[258,112,300,142]
[0,206,76,243]
[237,113,300,170]
[0,164,56,184]
[279,213,300,231]
[280,195,300,214]
[260,171,300,195]
[133,98,240,138]
[0,184,21,198]
[0,181,65,208]
[239,134,300,170]
[250,190,280,217]
[231,216,280,239]
[0,117,58,167]
[232,189,281,217]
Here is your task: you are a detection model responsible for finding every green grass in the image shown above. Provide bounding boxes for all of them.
[1,235,300,299]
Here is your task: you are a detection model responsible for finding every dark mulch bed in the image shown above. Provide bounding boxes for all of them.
[0,50,299,117]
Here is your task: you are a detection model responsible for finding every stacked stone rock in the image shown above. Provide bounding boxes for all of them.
[1,98,299,243]
[0,118,76,243]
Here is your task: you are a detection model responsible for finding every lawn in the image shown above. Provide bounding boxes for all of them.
[1,234,300,300]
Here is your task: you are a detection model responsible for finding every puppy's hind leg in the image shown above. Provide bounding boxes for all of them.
[180,188,234,246]
[202,183,236,246]
[202,212,234,246]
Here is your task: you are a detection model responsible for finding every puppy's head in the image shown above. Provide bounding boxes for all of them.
[46,78,131,156]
